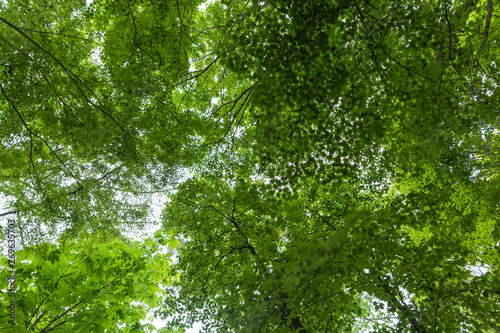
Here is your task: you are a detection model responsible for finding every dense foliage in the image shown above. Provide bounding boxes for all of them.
[1,0,499,332]
[0,233,173,332]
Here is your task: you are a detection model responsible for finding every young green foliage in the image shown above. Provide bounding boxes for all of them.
[0,233,173,333]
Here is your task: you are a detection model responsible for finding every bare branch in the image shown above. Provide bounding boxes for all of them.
[0,210,18,217]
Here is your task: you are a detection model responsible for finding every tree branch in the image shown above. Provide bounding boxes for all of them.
[0,210,18,217]
[476,0,493,56]
[28,311,46,331]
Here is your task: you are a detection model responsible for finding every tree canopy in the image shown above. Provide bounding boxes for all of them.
[1,0,499,332]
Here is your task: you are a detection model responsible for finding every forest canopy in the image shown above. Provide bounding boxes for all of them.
[0,0,499,332]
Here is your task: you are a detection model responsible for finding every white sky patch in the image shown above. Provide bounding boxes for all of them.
[198,0,215,12]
